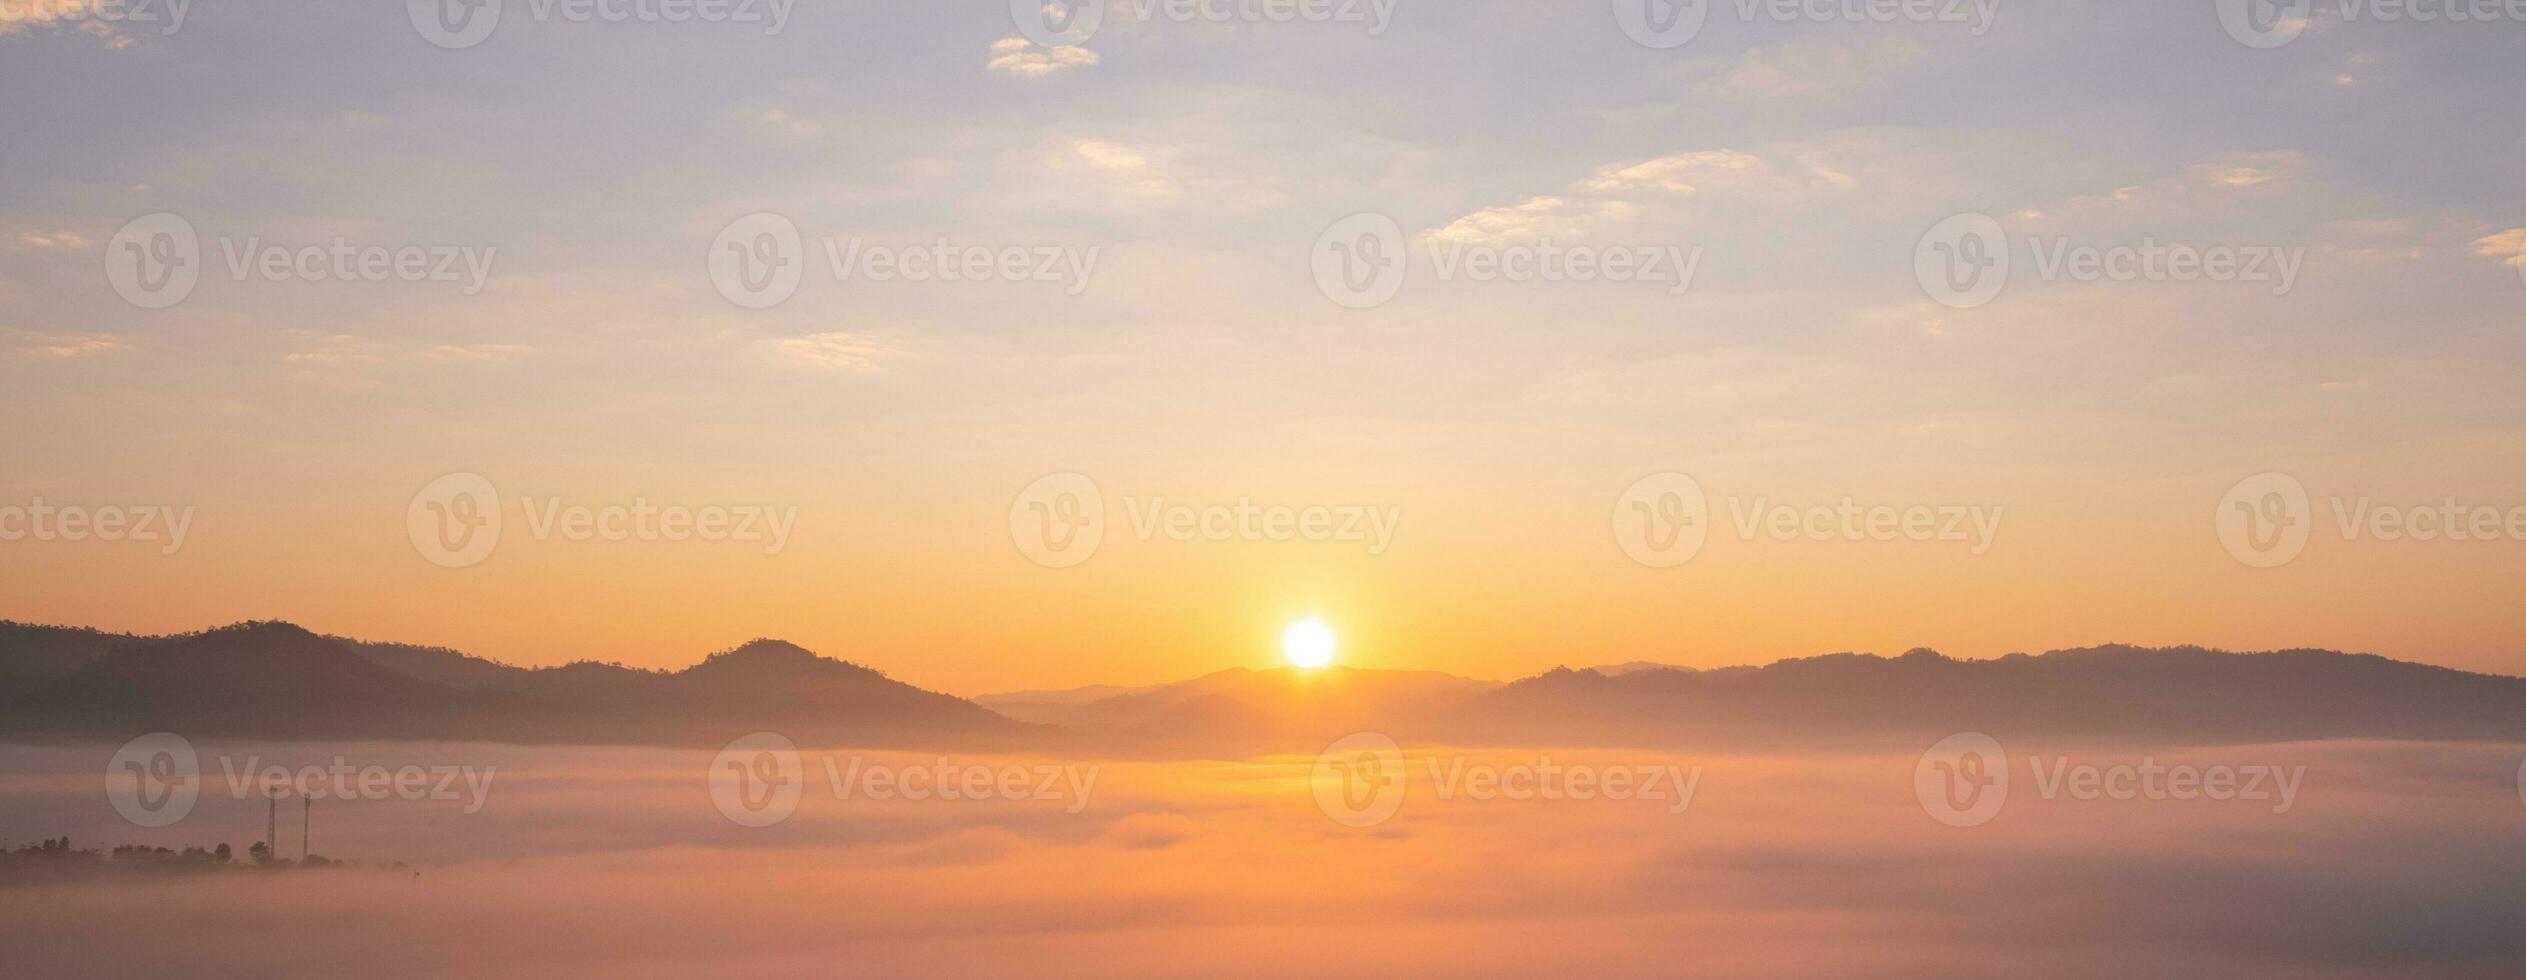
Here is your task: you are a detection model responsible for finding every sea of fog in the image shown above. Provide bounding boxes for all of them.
[4,739,2525,977]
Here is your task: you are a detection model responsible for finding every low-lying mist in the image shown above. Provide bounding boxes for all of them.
[4,739,2523,978]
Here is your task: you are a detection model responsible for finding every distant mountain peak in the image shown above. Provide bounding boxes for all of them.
[196,620,321,642]
[685,638,883,681]
[714,638,820,662]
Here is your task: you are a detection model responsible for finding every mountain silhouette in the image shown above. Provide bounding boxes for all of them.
[6,622,460,739]
[1433,645,2526,747]
[0,621,1027,748]
[8,620,2526,750]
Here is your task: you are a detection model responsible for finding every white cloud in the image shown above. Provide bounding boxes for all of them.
[2471,229,2526,268]
[773,332,889,371]
[1428,148,1861,245]
[9,229,89,250]
[4,329,129,359]
[0,0,137,47]
[2010,152,2313,234]
[988,37,1099,78]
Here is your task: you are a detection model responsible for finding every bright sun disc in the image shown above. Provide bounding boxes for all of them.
[1283,618,1336,669]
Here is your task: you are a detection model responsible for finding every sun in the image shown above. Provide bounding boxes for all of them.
[1282,618,1337,669]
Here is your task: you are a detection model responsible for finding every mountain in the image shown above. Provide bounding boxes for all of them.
[6,622,460,740]
[0,621,143,691]
[1586,661,1697,677]
[0,621,1030,748]
[10,620,2526,751]
[339,638,527,692]
[1434,645,2526,747]
[975,683,1147,717]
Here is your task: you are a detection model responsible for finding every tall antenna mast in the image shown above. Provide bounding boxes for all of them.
[301,794,311,860]
[265,786,278,861]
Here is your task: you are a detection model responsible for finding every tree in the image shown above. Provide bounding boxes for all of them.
[249,841,271,864]
[214,843,232,864]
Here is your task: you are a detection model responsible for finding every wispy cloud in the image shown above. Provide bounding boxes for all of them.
[5,329,129,359]
[772,332,889,371]
[2471,228,2526,268]
[988,37,1099,78]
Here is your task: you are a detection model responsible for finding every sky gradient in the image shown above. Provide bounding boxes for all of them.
[3,0,2524,695]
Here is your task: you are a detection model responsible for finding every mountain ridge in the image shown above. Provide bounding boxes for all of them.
[0,620,1032,748]
[7,619,2525,750]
